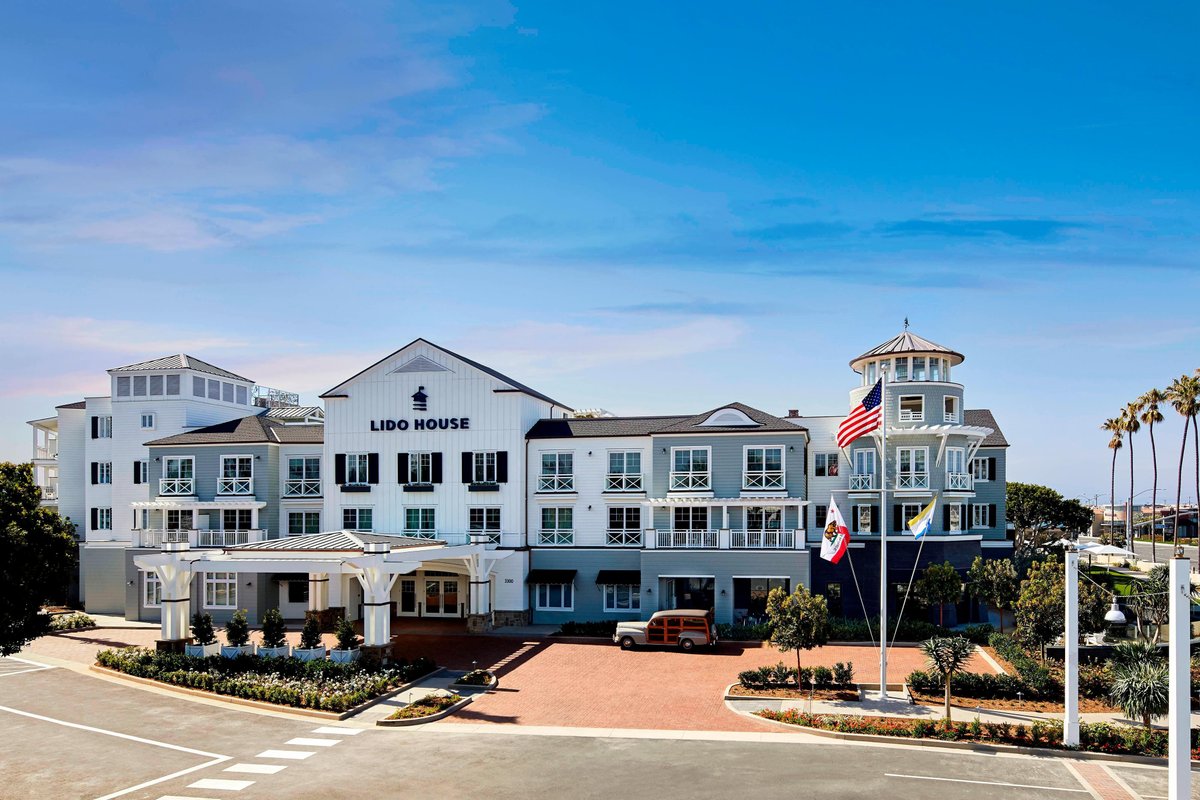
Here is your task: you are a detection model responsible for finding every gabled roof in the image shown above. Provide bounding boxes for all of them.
[228,531,443,552]
[144,414,323,446]
[319,338,570,409]
[851,331,964,368]
[109,354,252,382]
[964,409,1009,447]
[526,403,805,439]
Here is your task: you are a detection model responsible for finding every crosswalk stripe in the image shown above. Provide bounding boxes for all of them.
[256,749,315,760]
[187,778,255,791]
[286,737,339,747]
[223,763,287,775]
[312,725,364,735]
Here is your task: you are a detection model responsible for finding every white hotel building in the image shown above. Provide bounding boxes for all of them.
[28,333,1008,650]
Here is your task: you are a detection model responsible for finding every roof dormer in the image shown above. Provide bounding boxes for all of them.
[697,407,760,427]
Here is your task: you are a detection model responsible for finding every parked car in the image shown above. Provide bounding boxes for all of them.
[613,609,717,651]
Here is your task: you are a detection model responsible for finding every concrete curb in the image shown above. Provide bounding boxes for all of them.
[722,682,864,702]
[448,673,499,692]
[376,693,473,727]
[89,664,445,722]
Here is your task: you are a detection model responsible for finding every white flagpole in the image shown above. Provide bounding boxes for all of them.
[879,368,890,701]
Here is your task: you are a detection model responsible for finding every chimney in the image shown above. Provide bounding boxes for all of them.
[786,409,800,418]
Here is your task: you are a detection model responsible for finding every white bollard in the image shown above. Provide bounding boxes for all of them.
[1064,549,1079,747]
[1168,555,1191,800]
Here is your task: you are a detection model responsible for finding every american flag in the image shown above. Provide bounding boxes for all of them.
[837,379,883,447]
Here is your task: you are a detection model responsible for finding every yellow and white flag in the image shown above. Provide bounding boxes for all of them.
[907,496,937,540]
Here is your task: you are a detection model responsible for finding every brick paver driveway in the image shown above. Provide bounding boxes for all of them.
[26,627,997,733]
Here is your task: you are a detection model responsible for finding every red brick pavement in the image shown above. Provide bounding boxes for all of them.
[1068,762,1137,800]
[25,627,997,732]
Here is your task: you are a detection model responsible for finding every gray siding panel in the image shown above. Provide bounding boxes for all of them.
[530,549,641,624]
[80,547,127,615]
[651,433,807,499]
[641,550,810,624]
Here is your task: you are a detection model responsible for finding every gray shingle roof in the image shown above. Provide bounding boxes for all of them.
[654,402,807,434]
[55,400,87,410]
[851,331,964,367]
[109,354,252,382]
[526,403,806,439]
[964,409,1009,447]
[144,415,323,446]
[229,531,444,552]
[262,406,324,420]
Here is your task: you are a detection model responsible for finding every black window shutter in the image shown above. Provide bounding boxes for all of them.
[988,457,997,481]
[90,508,98,530]
[397,453,409,483]
[851,508,860,533]
[496,451,508,483]
[367,453,379,484]
[893,505,903,533]
[989,503,997,528]
[431,453,443,484]
[334,454,346,485]
[942,505,951,531]
[870,505,879,534]
[462,452,473,483]
[90,416,98,439]
[133,461,140,484]
[90,462,98,485]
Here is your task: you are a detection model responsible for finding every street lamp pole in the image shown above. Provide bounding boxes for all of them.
[1168,552,1191,800]
[1063,546,1079,747]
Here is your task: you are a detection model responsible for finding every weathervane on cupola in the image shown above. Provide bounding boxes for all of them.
[903,317,909,330]
[412,386,428,412]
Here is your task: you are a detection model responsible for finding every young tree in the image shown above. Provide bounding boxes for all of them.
[919,635,976,720]
[967,556,1019,633]
[0,462,78,655]
[1015,555,1108,658]
[299,614,323,651]
[1007,482,1092,558]
[261,608,287,649]
[766,585,830,679]
[914,561,962,626]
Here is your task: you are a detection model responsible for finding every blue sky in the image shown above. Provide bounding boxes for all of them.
[1,1,1198,503]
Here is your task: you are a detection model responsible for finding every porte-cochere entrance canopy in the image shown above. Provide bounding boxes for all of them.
[134,530,513,648]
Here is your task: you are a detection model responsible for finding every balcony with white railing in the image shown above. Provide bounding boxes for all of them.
[403,529,439,540]
[669,472,710,491]
[537,475,575,493]
[605,474,643,492]
[849,473,874,490]
[656,528,718,549]
[284,479,322,497]
[743,471,784,491]
[944,411,960,423]
[198,529,265,547]
[217,477,253,496]
[40,484,60,502]
[896,473,929,490]
[159,478,194,496]
[946,472,972,491]
[135,529,193,548]
[538,529,574,546]
[606,529,643,547]
[730,528,796,549]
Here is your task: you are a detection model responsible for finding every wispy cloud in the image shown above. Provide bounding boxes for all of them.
[879,217,1087,242]
[737,221,855,241]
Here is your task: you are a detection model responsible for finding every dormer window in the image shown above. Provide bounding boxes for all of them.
[697,407,759,427]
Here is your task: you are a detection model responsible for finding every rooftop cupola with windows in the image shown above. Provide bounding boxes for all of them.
[849,328,964,387]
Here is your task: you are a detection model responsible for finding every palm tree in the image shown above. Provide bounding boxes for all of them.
[1166,376,1198,543]
[1140,389,1167,561]
[919,636,976,720]
[1120,402,1141,549]
[1109,660,1169,729]
[1101,417,1124,545]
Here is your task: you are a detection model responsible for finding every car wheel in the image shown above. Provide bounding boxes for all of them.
[620,636,636,650]
[679,637,695,651]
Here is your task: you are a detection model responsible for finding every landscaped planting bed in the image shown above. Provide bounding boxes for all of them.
[734,661,859,700]
[96,648,436,713]
[49,613,96,631]
[387,692,462,720]
[756,710,1199,759]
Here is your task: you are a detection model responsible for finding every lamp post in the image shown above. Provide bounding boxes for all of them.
[1168,551,1191,800]
[1063,545,1079,746]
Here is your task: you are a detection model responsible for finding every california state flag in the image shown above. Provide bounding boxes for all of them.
[819,497,850,564]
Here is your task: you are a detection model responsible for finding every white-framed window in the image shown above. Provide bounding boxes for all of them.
[140,413,155,430]
[404,507,436,537]
[945,448,969,490]
[135,460,149,485]
[912,357,927,381]
[894,357,909,382]
[673,506,708,530]
[670,447,710,490]
[929,359,943,382]
[116,376,131,397]
[143,571,162,608]
[97,462,112,484]
[539,507,573,545]
[408,451,433,484]
[97,416,112,438]
[286,457,321,496]
[203,572,237,609]
[193,376,206,397]
[602,584,641,612]
[856,505,874,533]
[538,452,574,492]
[943,395,959,423]
[898,395,924,421]
[473,451,497,483]
[166,509,192,530]
[744,446,784,489]
[222,509,252,531]
[948,503,963,532]
[163,456,193,480]
[288,511,320,536]
[166,374,180,395]
[606,450,642,491]
[220,455,253,495]
[607,507,642,545]
[345,453,370,485]
[814,452,839,477]
[343,507,372,531]
[971,458,991,482]
[902,502,923,522]
[95,508,112,530]
[971,504,991,530]
[746,506,782,531]
[896,447,928,489]
[469,507,501,543]
[850,449,875,489]
[535,582,574,611]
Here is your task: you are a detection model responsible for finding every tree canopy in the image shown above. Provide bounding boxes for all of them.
[914,561,962,626]
[766,585,830,677]
[0,462,78,656]
[1014,554,1108,656]
[966,556,1019,632]
[1007,482,1094,558]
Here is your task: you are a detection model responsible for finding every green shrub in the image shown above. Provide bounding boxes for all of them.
[299,614,322,650]
[190,612,216,645]
[259,608,287,649]
[988,632,1056,696]
[333,617,358,651]
[225,609,251,647]
[962,623,995,645]
[828,616,948,642]
[797,666,812,686]
[49,613,95,631]
[717,622,773,641]
[558,620,618,637]
[812,666,833,688]
[832,661,854,686]
[455,669,493,686]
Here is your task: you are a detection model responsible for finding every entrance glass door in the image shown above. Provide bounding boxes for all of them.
[669,577,715,611]
[424,578,462,617]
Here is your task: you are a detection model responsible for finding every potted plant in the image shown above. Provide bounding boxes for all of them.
[184,612,220,658]
[329,616,360,664]
[258,608,290,658]
[294,614,326,662]
[221,609,255,658]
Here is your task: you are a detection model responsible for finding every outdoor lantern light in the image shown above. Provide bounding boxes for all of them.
[1104,595,1127,626]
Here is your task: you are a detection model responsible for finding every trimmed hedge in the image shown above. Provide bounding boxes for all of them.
[829,617,950,642]
[717,622,774,641]
[49,613,96,631]
[96,648,436,713]
[757,710,1197,758]
[558,621,618,637]
[738,661,855,690]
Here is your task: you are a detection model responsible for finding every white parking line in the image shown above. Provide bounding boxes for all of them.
[0,656,54,678]
[285,737,339,747]
[256,749,315,760]
[187,778,254,791]
[884,773,1090,793]
[223,764,286,775]
[312,725,363,735]
[156,796,221,800]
